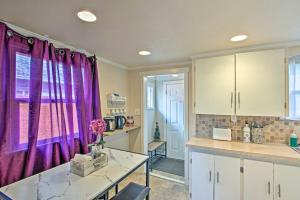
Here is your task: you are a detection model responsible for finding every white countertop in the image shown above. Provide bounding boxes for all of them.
[103,126,140,137]
[0,148,148,200]
[187,137,300,166]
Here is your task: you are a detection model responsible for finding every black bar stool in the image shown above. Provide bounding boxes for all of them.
[111,182,150,200]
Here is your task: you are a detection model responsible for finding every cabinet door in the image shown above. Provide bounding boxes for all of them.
[195,55,235,115]
[191,152,214,200]
[274,164,300,200]
[236,49,285,116]
[244,160,273,200]
[214,155,240,200]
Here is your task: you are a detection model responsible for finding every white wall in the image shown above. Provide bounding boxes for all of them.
[98,61,129,117]
[155,80,166,141]
[97,61,130,150]
[145,79,156,144]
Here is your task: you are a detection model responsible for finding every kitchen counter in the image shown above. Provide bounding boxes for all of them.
[187,137,300,166]
[103,126,140,137]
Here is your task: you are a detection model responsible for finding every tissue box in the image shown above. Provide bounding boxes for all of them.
[70,153,108,177]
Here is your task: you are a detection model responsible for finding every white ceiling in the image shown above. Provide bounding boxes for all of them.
[1,0,300,68]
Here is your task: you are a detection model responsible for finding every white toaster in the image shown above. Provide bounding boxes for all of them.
[213,127,232,141]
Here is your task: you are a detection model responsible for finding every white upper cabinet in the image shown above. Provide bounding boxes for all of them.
[194,49,286,116]
[195,55,235,115]
[236,49,286,116]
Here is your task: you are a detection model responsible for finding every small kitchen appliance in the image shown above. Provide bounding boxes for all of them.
[103,117,115,132]
[213,127,232,141]
[115,115,126,129]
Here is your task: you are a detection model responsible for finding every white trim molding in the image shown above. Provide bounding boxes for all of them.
[139,67,189,77]
[130,61,192,71]
[191,40,300,60]
[140,67,190,185]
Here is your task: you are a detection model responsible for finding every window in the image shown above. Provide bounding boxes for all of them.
[15,52,81,147]
[289,55,300,119]
[147,85,154,109]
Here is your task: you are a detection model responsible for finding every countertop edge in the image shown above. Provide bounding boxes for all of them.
[187,139,300,167]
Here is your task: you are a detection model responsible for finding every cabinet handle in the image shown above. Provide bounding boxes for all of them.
[278,184,281,198]
[209,170,212,182]
[217,172,219,184]
[231,92,233,108]
[238,92,240,109]
[268,181,270,196]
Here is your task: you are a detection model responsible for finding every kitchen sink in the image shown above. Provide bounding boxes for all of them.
[292,146,300,154]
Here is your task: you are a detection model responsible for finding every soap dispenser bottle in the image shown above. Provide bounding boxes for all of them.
[243,122,251,143]
[290,132,298,147]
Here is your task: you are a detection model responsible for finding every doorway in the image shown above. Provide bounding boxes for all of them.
[141,70,188,184]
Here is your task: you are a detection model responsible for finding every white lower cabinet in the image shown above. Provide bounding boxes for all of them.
[214,155,241,200]
[190,152,240,200]
[191,153,300,200]
[274,164,300,200]
[244,160,274,200]
[191,152,214,200]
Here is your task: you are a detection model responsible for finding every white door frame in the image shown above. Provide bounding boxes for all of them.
[163,80,185,159]
[140,67,189,184]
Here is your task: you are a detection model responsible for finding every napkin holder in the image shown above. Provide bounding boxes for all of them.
[70,152,108,177]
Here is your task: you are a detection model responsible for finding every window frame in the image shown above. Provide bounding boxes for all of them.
[288,55,300,120]
[13,51,81,150]
[146,83,155,110]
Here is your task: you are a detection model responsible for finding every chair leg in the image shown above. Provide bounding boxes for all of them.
[115,184,118,194]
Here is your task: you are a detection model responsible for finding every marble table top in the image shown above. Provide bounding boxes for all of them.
[0,148,148,200]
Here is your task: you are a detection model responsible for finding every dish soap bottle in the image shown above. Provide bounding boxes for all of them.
[243,122,251,143]
[290,133,298,147]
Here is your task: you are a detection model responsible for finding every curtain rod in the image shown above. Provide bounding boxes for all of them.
[0,19,95,56]
[0,19,129,69]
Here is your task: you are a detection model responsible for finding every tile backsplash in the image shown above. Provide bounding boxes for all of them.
[196,114,300,144]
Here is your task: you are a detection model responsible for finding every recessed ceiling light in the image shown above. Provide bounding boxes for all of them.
[230,35,248,42]
[138,51,151,56]
[77,10,97,22]
[172,74,179,77]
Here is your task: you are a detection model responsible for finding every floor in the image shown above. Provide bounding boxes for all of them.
[152,157,184,177]
[109,168,189,200]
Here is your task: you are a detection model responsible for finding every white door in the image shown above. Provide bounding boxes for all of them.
[165,81,184,159]
[191,152,214,200]
[214,155,240,200]
[236,49,286,116]
[244,160,273,200]
[194,55,235,115]
[274,164,300,200]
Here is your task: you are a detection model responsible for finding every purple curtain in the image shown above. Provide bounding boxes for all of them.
[0,22,101,187]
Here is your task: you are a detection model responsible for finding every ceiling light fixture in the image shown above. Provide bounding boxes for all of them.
[77,10,97,22]
[172,74,179,77]
[230,34,248,42]
[138,50,151,56]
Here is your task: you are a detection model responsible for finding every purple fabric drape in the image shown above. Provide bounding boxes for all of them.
[0,22,101,187]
